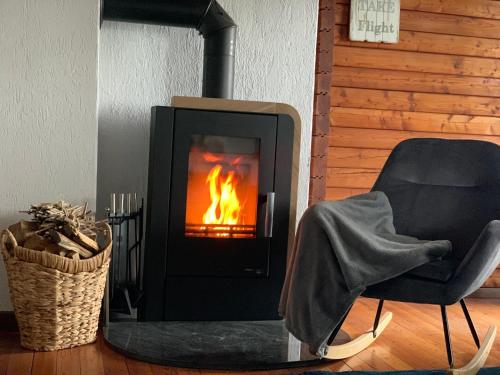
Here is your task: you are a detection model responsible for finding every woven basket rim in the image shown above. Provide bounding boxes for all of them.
[1,222,112,274]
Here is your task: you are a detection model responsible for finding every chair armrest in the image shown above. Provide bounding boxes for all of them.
[448,220,500,301]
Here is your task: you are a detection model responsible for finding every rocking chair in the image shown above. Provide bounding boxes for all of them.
[325,138,500,374]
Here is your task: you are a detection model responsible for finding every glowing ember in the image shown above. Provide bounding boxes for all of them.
[202,161,242,226]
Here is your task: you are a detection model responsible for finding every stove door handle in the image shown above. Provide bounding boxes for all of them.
[264,192,275,238]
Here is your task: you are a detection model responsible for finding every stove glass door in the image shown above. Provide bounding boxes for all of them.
[167,109,277,277]
[185,135,260,239]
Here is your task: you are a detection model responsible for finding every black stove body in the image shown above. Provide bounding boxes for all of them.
[140,106,294,321]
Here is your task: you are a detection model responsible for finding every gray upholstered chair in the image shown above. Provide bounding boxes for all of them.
[334,138,500,372]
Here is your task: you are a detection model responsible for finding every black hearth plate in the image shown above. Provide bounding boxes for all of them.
[103,320,348,370]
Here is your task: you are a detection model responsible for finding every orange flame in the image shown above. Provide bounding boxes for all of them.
[203,152,223,163]
[202,164,241,225]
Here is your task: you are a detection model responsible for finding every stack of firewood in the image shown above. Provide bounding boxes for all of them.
[10,201,107,260]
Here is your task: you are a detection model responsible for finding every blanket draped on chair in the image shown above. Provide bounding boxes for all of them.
[279,191,451,357]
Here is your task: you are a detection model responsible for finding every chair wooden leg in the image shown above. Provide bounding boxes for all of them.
[441,305,454,368]
[460,299,481,349]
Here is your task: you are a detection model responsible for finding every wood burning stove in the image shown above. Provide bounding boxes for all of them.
[140,106,294,321]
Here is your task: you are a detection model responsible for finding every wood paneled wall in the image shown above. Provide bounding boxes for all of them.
[327,0,500,201]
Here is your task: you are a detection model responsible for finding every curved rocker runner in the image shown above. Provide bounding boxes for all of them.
[324,311,392,360]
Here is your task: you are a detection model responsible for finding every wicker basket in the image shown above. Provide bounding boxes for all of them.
[0,223,112,351]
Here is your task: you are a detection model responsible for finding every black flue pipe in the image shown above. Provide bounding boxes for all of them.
[102,0,236,99]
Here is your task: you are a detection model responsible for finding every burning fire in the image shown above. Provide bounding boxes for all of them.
[184,148,257,238]
[202,155,242,225]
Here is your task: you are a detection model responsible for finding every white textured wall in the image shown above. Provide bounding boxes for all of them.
[97,0,319,223]
[0,0,100,310]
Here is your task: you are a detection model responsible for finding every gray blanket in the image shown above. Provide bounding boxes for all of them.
[279,191,451,357]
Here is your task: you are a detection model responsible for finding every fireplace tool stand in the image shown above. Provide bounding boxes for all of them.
[105,194,144,319]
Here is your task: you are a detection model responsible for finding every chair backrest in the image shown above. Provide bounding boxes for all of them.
[372,138,500,263]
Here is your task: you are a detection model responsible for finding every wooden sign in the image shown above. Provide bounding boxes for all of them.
[349,0,400,43]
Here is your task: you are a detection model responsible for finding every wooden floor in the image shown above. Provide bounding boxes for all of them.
[1,298,499,374]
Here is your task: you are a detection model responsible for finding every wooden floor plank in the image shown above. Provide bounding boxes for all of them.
[32,351,57,375]
[324,360,353,372]
[147,364,172,375]
[157,368,201,375]
[0,333,15,375]
[97,336,128,375]
[56,348,81,375]
[343,354,376,371]
[125,358,154,375]
[79,341,104,375]
[5,342,33,375]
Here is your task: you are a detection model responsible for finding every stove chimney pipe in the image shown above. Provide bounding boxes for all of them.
[102,0,236,99]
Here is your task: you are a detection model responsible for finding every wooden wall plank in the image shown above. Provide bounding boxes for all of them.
[329,127,500,150]
[327,167,379,188]
[337,0,500,20]
[334,46,500,78]
[483,269,500,288]
[331,87,500,117]
[401,10,500,39]
[334,25,500,59]
[335,4,500,39]
[335,3,348,24]
[326,187,371,200]
[330,107,500,136]
[401,0,500,20]
[331,66,500,97]
[328,147,390,169]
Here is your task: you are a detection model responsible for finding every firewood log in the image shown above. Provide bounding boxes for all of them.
[74,231,99,252]
[8,221,40,246]
[62,227,99,253]
[66,250,80,260]
[49,230,94,259]
[23,234,62,254]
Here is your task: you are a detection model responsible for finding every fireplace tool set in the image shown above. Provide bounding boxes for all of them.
[106,193,144,317]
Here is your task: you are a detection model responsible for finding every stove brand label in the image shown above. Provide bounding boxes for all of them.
[349,0,400,43]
